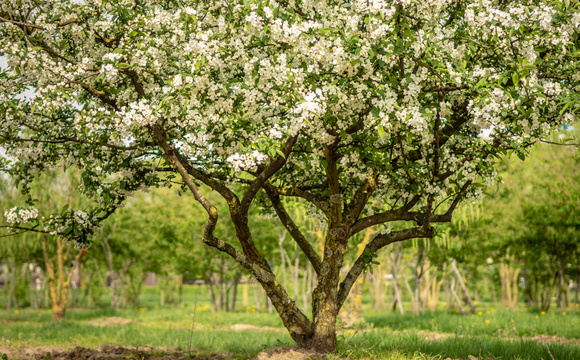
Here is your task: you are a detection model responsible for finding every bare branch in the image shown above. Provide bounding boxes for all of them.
[264,184,330,217]
[0,133,146,151]
[265,190,322,276]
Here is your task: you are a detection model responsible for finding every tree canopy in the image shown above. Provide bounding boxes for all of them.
[1,0,579,353]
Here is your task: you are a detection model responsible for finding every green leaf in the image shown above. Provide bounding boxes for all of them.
[512,72,520,87]
[377,124,385,139]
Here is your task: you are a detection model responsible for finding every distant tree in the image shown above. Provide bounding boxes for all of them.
[1,171,86,320]
[1,0,579,352]
[458,135,580,312]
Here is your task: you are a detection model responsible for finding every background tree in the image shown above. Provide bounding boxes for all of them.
[1,170,87,319]
[1,0,579,353]
[453,132,580,312]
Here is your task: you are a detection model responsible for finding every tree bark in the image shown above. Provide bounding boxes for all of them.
[450,259,475,314]
[574,269,579,315]
[387,245,404,315]
[42,236,82,321]
[230,271,241,312]
[449,275,466,315]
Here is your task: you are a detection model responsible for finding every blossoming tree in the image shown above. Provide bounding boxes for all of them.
[1,0,579,352]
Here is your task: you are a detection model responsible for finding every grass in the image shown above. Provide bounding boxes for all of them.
[1,285,579,360]
[364,307,580,339]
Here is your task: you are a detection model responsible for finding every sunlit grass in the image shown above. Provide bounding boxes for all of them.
[1,286,579,359]
[364,306,580,339]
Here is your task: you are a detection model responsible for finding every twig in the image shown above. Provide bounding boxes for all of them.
[187,288,198,353]
[546,343,556,360]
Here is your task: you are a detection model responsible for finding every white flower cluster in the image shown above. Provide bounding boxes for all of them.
[226,151,268,172]
[4,207,39,225]
[115,99,157,131]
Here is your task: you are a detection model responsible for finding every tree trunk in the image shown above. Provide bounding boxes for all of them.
[499,255,521,309]
[574,269,579,315]
[449,274,466,315]
[300,221,348,353]
[205,273,218,312]
[42,236,82,321]
[387,244,404,315]
[230,271,241,312]
[557,257,567,311]
[293,246,300,302]
[302,264,308,311]
[450,259,475,314]
[339,228,374,323]
[425,265,442,311]
[277,220,288,291]
[412,241,425,314]
[254,282,263,311]
[242,276,249,307]
[401,259,417,315]
[541,271,557,312]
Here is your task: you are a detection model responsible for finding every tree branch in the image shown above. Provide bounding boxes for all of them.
[240,134,298,213]
[349,196,420,236]
[265,190,322,276]
[264,184,330,217]
[343,174,378,225]
[0,133,145,151]
[337,226,435,311]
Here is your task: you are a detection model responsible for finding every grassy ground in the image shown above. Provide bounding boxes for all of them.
[0,285,579,360]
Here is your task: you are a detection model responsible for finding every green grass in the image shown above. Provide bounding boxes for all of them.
[364,307,580,338]
[339,331,580,360]
[1,286,579,360]
[0,320,293,359]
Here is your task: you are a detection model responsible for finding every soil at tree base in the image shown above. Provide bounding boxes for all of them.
[250,346,327,360]
[2,345,229,360]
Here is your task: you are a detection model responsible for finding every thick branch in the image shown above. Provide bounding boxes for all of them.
[240,134,298,213]
[337,226,435,311]
[323,145,341,224]
[0,16,81,30]
[150,124,238,204]
[204,234,313,337]
[266,190,322,276]
[81,84,119,111]
[151,124,219,228]
[349,196,420,236]
[350,180,471,235]
[343,174,378,224]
